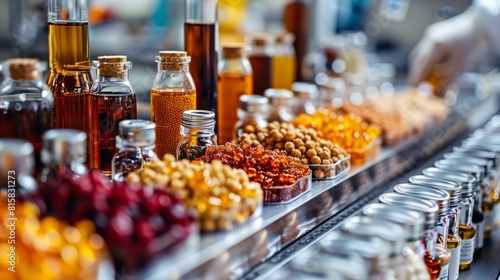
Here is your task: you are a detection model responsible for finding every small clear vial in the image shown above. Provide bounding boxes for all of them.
[264,88,294,123]
[112,120,156,181]
[234,95,269,140]
[291,82,317,116]
[0,139,37,199]
[177,110,217,161]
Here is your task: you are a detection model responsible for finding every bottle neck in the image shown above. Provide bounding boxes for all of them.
[48,21,90,75]
[424,226,437,253]
[180,126,215,137]
[459,196,475,226]
[448,205,460,235]
[95,68,130,82]
[40,161,87,182]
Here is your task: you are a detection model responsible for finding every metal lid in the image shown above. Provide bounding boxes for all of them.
[442,152,492,173]
[292,82,318,100]
[462,140,500,153]
[393,183,450,218]
[264,89,293,107]
[452,146,498,166]
[181,110,215,130]
[0,139,34,175]
[379,193,438,229]
[239,94,269,112]
[362,203,424,242]
[421,167,475,198]
[408,175,461,207]
[41,129,87,164]
[119,120,156,142]
[434,159,483,182]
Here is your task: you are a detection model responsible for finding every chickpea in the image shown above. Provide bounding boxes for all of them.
[284,131,296,142]
[301,158,309,165]
[311,156,321,164]
[257,132,266,142]
[304,135,312,142]
[293,139,304,147]
[332,156,339,162]
[284,141,295,152]
[274,142,284,150]
[325,169,335,178]
[244,125,255,133]
[298,146,307,154]
[320,151,330,160]
[265,145,273,150]
[322,159,330,165]
[291,149,301,158]
[269,129,279,136]
[313,169,325,179]
[280,128,287,135]
[297,132,305,140]
[265,137,274,145]
[272,132,284,142]
[252,140,260,147]
[306,149,317,158]
[250,134,257,140]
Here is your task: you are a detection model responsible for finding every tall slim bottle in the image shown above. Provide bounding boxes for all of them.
[283,0,309,81]
[47,0,92,131]
[272,33,296,90]
[184,0,218,113]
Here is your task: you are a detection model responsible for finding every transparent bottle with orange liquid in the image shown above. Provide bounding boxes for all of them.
[217,44,253,144]
[272,33,296,90]
[150,51,196,158]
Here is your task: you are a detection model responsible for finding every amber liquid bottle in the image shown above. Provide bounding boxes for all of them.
[217,45,253,144]
[151,51,196,158]
[272,33,296,90]
[88,56,137,173]
[184,0,218,113]
[283,0,308,81]
[47,0,92,131]
[248,34,273,95]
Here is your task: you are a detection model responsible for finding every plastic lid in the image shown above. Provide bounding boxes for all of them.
[379,193,438,229]
[0,139,34,175]
[362,203,424,242]
[421,167,476,198]
[181,110,215,130]
[393,183,450,218]
[239,95,269,112]
[119,120,156,142]
[434,159,483,182]
[264,89,294,107]
[41,129,87,164]
[408,175,461,207]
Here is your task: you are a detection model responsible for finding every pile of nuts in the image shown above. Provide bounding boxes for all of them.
[237,121,350,179]
[127,154,263,232]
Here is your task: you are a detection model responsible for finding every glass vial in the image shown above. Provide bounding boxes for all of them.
[283,0,309,81]
[272,33,296,90]
[47,0,92,131]
[177,110,217,161]
[248,34,274,95]
[88,55,137,173]
[184,0,218,113]
[291,82,317,116]
[0,58,54,172]
[264,89,294,123]
[0,140,37,200]
[151,51,196,158]
[234,95,269,140]
[111,120,156,181]
[217,44,253,144]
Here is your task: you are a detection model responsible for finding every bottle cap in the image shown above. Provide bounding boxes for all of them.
[452,146,499,166]
[393,183,450,218]
[248,33,274,47]
[239,95,268,112]
[434,159,483,183]
[156,51,190,70]
[119,120,156,143]
[362,203,424,242]
[7,58,40,80]
[264,88,293,107]
[292,82,318,100]
[379,193,438,230]
[442,152,492,173]
[221,44,247,59]
[181,110,215,130]
[93,55,131,78]
[422,167,476,199]
[408,175,461,207]
[41,129,87,165]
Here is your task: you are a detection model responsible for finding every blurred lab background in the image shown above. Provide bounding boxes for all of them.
[1,0,498,118]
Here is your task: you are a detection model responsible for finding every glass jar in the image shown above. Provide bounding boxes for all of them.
[408,176,462,280]
[379,193,441,280]
[272,33,296,90]
[264,88,294,123]
[88,55,137,173]
[0,140,37,200]
[248,33,274,95]
[234,95,269,140]
[422,167,478,271]
[151,51,196,158]
[217,44,253,144]
[0,58,54,172]
[362,203,430,280]
[177,110,217,161]
[291,82,317,116]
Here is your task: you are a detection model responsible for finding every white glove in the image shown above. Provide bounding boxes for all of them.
[409,10,487,88]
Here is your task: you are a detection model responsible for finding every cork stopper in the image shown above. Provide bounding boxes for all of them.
[94,55,129,78]
[221,44,247,59]
[248,33,274,47]
[275,33,295,44]
[157,51,191,71]
[8,58,40,80]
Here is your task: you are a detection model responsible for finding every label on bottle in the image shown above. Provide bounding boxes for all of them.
[438,263,449,280]
[449,246,461,280]
[460,237,474,264]
[474,221,484,249]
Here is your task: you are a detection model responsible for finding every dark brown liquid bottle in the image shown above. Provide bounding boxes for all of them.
[184,0,218,113]
[248,34,273,95]
[46,0,92,131]
[283,0,308,81]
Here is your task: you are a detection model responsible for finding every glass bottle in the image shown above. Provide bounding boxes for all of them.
[151,51,196,158]
[248,34,274,95]
[379,193,441,280]
[234,95,269,140]
[111,120,156,181]
[88,55,137,173]
[408,175,462,280]
[46,0,92,131]
[425,167,478,271]
[272,33,296,90]
[177,110,217,161]
[291,82,317,116]
[0,58,54,172]
[184,0,218,113]
[264,89,294,123]
[283,0,309,81]
[392,184,451,280]
[0,140,37,200]
[217,44,253,144]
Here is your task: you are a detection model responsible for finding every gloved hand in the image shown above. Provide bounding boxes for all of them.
[409,10,487,89]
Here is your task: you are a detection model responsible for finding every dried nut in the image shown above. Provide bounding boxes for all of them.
[293,139,304,147]
[311,156,321,164]
[305,141,315,149]
[257,132,266,142]
[313,169,325,178]
[298,146,307,154]
[244,125,255,133]
[291,149,301,158]
[301,158,309,165]
[325,169,336,178]
[322,159,330,165]
[284,141,295,152]
[252,140,260,147]
[273,132,284,142]
[320,151,330,160]
[306,149,317,158]
[284,131,296,141]
[274,142,284,150]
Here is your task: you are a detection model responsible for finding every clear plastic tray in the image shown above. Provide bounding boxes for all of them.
[263,173,312,205]
[346,136,382,165]
[309,154,351,181]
